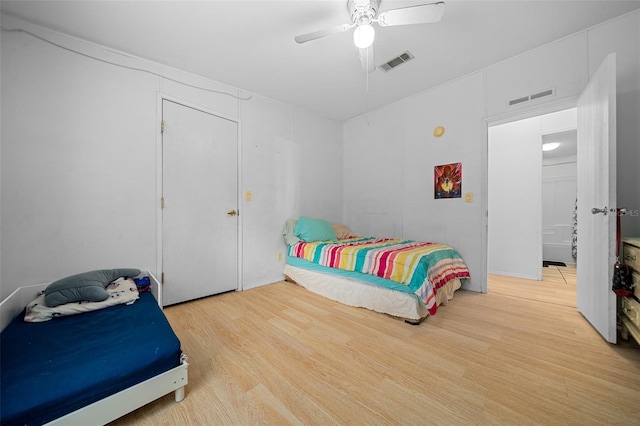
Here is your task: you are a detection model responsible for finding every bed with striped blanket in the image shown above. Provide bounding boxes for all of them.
[283,220,470,322]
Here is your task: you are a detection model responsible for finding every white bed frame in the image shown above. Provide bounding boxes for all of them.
[283,264,461,324]
[0,271,189,426]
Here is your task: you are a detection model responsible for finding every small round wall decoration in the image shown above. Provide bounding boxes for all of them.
[433,126,445,137]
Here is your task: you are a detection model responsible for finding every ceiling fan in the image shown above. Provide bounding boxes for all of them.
[295,0,445,73]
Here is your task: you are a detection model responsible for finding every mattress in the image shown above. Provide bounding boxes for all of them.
[0,291,182,426]
[284,262,462,321]
[287,255,418,295]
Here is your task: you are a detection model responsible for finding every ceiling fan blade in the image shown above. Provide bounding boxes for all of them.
[295,23,353,44]
[359,46,375,74]
[377,1,445,27]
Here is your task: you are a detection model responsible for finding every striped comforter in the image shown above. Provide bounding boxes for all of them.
[288,237,470,315]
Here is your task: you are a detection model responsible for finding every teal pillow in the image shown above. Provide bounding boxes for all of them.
[44,268,141,307]
[293,216,337,242]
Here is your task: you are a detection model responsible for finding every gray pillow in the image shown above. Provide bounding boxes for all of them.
[44,268,141,307]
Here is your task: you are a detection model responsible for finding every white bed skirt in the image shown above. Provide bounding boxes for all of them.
[283,264,462,322]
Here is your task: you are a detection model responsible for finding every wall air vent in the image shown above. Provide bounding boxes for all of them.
[530,88,554,100]
[508,88,555,107]
[508,96,530,106]
[379,51,414,72]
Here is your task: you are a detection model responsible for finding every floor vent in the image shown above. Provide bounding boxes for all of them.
[379,51,414,72]
[508,88,555,106]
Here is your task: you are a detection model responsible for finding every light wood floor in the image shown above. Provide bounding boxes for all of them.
[489,264,577,307]
[111,271,640,425]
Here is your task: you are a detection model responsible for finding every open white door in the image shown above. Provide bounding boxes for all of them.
[576,53,617,343]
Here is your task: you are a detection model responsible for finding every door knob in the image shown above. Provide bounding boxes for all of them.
[591,207,608,215]
[227,210,237,216]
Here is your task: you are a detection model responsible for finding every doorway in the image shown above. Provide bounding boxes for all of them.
[487,107,577,305]
[161,99,240,306]
[485,54,617,343]
[542,128,577,267]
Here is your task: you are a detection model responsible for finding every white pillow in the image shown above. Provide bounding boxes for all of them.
[282,218,301,246]
[332,224,359,239]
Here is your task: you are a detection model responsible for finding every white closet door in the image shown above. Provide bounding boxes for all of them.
[162,100,238,305]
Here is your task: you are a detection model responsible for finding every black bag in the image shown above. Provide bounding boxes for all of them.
[613,261,633,297]
[612,208,633,297]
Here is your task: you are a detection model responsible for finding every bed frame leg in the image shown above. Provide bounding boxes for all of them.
[174,386,185,402]
[404,317,425,325]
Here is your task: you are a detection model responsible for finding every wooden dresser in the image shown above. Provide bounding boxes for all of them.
[619,237,640,344]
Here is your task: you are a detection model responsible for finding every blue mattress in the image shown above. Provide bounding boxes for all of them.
[0,291,182,426]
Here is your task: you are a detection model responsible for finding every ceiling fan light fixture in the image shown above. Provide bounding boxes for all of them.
[353,24,375,49]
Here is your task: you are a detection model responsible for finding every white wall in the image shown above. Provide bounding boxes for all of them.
[343,10,640,292]
[1,20,159,300]
[240,96,342,289]
[488,117,542,280]
[402,72,485,259]
[240,94,296,290]
[0,15,342,299]
[343,72,486,292]
[485,32,588,118]
[294,108,343,223]
[343,102,406,238]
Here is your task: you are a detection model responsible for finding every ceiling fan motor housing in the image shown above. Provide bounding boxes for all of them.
[348,0,380,25]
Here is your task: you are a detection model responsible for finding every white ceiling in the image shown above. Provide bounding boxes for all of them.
[2,0,639,121]
[543,129,577,159]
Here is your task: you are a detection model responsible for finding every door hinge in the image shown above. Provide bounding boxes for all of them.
[161,272,165,284]
[161,120,165,134]
[161,197,165,209]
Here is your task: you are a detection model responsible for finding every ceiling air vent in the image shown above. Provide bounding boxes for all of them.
[379,51,414,72]
[508,88,555,107]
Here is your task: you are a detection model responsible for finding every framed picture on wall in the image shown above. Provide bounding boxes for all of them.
[434,162,462,199]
